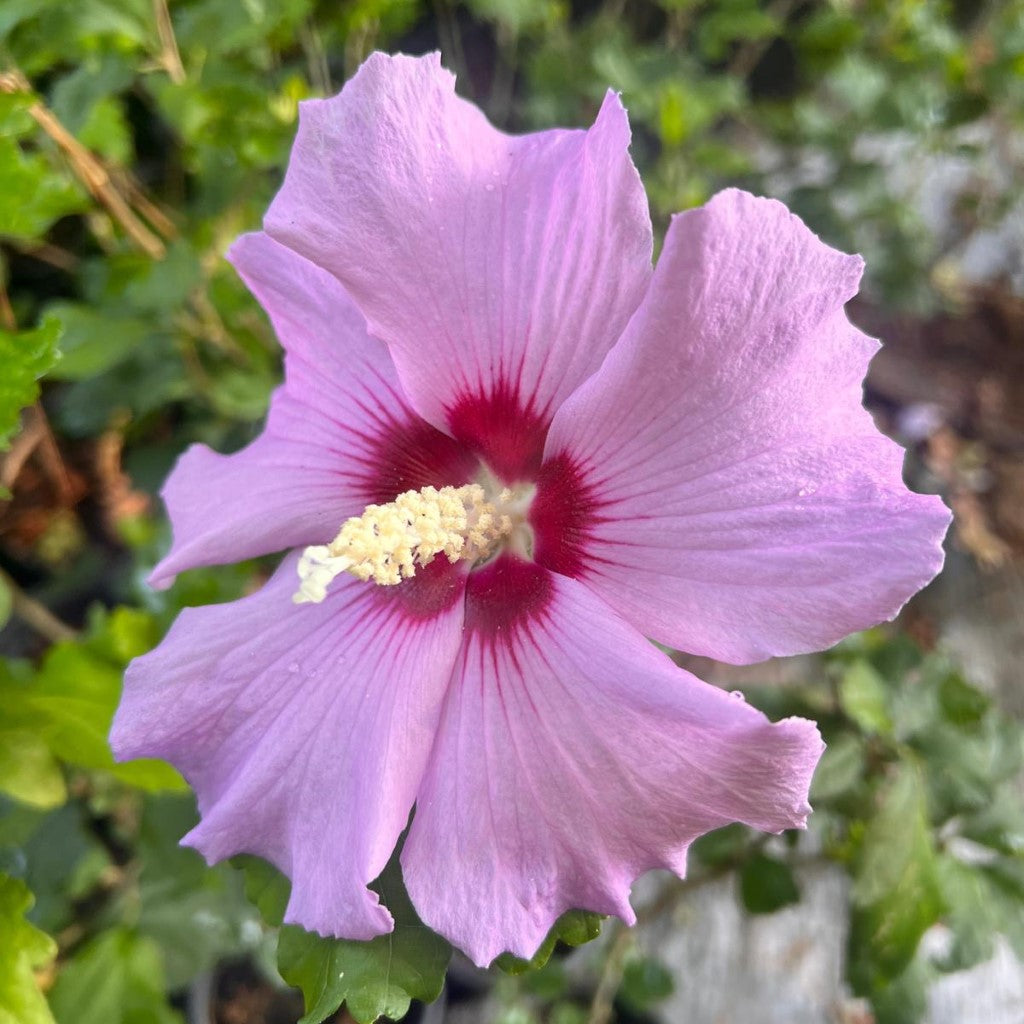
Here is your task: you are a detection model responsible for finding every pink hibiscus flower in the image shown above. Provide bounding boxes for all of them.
[111,52,950,966]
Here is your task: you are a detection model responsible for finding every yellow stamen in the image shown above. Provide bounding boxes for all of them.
[293,484,513,603]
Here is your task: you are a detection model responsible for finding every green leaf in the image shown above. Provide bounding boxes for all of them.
[73,96,133,165]
[867,952,932,1024]
[0,873,57,1024]
[0,609,183,792]
[0,729,66,809]
[0,316,61,450]
[0,137,85,240]
[234,854,290,928]
[206,365,276,421]
[618,955,674,1013]
[0,92,36,136]
[839,660,893,735]
[935,855,1000,972]
[121,241,201,315]
[48,930,181,1024]
[937,672,990,727]
[136,796,263,989]
[739,853,800,914]
[809,733,865,803]
[277,856,451,1024]
[690,822,750,867]
[17,803,110,935]
[849,764,945,992]
[44,303,149,380]
[495,910,603,975]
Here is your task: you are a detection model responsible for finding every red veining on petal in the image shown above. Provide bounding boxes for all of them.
[530,452,606,578]
[375,556,467,623]
[446,381,549,484]
[465,555,553,639]
[362,414,479,505]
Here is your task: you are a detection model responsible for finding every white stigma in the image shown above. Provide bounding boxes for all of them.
[293,483,520,603]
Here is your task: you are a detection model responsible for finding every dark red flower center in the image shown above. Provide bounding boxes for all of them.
[362,385,603,638]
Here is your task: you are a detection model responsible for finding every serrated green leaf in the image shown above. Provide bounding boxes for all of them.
[277,856,451,1024]
[739,853,800,914]
[48,930,181,1024]
[0,873,57,1024]
[0,316,61,450]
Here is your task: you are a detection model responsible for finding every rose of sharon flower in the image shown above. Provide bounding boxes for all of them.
[111,52,950,966]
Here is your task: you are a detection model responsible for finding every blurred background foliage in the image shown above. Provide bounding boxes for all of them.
[1,1,1023,1023]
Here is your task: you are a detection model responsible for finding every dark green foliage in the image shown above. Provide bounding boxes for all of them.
[739,853,800,914]
[617,955,674,1013]
[238,853,452,1024]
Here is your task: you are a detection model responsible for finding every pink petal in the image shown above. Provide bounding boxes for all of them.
[264,52,652,477]
[112,554,467,939]
[540,189,950,663]
[151,232,476,587]
[401,557,822,966]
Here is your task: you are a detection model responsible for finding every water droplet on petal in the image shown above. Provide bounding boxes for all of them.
[288,662,299,674]
[484,183,495,192]
[730,689,745,700]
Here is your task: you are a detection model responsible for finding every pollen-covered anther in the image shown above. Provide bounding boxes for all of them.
[293,484,512,603]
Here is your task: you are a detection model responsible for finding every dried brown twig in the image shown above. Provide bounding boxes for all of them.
[152,0,186,85]
[0,566,79,643]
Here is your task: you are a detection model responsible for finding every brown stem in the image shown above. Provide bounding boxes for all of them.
[0,280,15,331]
[586,921,633,1024]
[152,0,186,84]
[114,167,177,239]
[0,566,79,643]
[1,411,44,492]
[31,404,77,505]
[5,239,80,272]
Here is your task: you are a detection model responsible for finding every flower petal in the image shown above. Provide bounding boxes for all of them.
[541,189,950,663]
[112,554,467,939]
[264,52,652,469]
[401,559,822,966]
[151,232,476,587]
